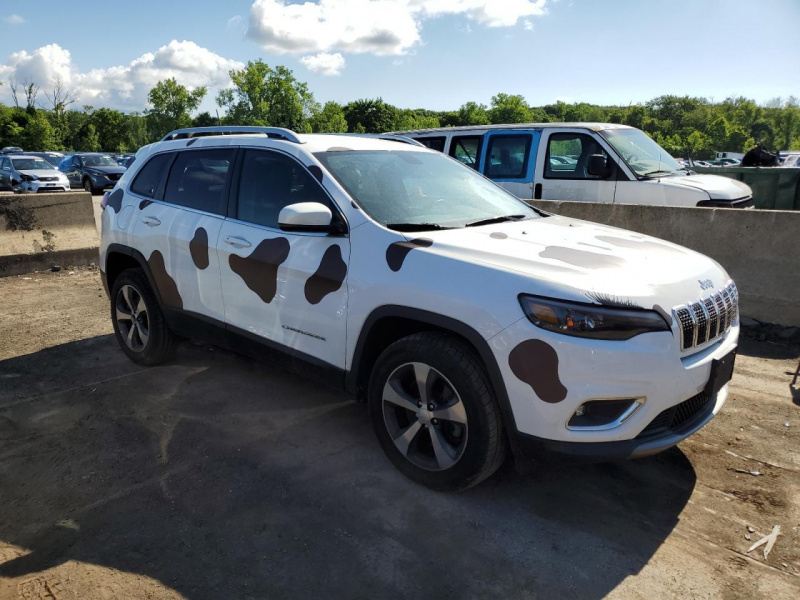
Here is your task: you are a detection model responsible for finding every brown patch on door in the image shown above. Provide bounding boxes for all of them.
[190,227,209,270]
[229,237,291,303]
[508,339,568,403]
[147,250,183,309]
[305,245,347,305]
[105,189,124,212]
[386,238,433,272]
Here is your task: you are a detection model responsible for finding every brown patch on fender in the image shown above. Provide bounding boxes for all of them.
[305,245,347,305]
[509,339,568,403]
[596,235,685,255]
[106,189,124,212]
[229,237,291,303]
[147,250,183,309]
[386,238,433,272]
[490,232,508,239]
[653,304,673,328]
[307,165,324,183]
[540,246,625,269]
[190,227,209,270]
[139,199,153,210]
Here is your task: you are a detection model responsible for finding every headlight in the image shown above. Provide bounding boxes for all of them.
[519,295,670,340]
[20,173,34,182]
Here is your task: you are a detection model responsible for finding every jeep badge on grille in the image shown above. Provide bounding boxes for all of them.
[699,279,714,290]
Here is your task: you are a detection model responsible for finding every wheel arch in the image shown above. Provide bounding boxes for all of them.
[104,243,165,310]
[347,305,520,438]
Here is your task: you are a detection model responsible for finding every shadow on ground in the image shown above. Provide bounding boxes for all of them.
[0,336,696,599]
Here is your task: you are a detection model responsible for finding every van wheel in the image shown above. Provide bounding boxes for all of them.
[368,332,506,491]
[110,268,175,365]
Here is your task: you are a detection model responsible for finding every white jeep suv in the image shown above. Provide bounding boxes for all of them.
[100,127,739,491]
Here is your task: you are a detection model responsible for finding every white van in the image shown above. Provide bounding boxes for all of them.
[394,123,754,208]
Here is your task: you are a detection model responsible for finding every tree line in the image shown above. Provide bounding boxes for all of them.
[1,59,798,159]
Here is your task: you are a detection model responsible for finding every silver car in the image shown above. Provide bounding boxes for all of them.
[0,154,71,193]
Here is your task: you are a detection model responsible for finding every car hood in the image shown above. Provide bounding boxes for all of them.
[19,169,64,178]
[662,173,751,200]
[419,215,730,311]
[85,165,127,175]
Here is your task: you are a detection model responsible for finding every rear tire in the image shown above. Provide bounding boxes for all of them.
[368,332,506,491]
[110,268,175,365]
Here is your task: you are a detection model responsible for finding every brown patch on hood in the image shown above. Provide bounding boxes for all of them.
[386,238,433,272]
[490,232,508,239]
[596,235,686,255]
[509,339,568,403]
[305,245,347,305]
[540,246,625,270]
[147,250,183,309]
[229,237,291,303]
[105,189,124,212]
[190,227,209,270]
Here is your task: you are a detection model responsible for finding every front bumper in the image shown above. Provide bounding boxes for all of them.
[16,180,70,193]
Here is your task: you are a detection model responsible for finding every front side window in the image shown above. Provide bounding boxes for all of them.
[163,149,234,214]
[236,150,335,229]
[130,153,173,198]
[315,149,539,229]
[449,136,482,170]
[414,137,446,152]
[545,133,610,180]
[600,128,681,177]
[484,135,531,179]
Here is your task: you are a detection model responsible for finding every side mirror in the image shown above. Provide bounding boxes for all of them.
[587,154,612,178]
[278,202,344,234]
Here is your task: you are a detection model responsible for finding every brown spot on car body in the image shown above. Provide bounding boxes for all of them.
[307,165,324,183]
[596,235,685,255]
[386,238,433,272]
[147,250,183,309]
[305,245,347,305]
[190,227,210,270]
[539,246,625,270]
[509,339,568,403]
[106,189,124,212]
[490,232,508,239]
[139,199,153,210]
[229,237,291,303]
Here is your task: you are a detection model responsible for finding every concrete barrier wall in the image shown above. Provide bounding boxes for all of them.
[692,166,800,210]
[530,200,800,327]
[0,191,99,277]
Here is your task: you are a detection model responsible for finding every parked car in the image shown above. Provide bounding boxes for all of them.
[99,126,739,491]
[21,151,66,167]
[778,152,800,168]
[395,123,754,208]
[58,152,126,193]
[1,146,24,155]
[114,153,135,166]
[0,154,71,193]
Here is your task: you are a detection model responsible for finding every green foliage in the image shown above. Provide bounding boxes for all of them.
[146,78,206,139]
[343,98,399,133]
[309,101,348,133]
[488,94,531,124]
[455,102,491,126]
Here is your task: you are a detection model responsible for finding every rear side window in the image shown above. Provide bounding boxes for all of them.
[449,135,483,170]
[130,153,172,198]
[236,149,334,229]
[163,149,234,215]
[484,135,531,179]
[414,137,446,152]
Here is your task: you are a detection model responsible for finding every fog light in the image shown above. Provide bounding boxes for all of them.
[567,398,643,430]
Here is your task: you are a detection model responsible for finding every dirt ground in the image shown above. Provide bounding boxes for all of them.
[0,267,798,600]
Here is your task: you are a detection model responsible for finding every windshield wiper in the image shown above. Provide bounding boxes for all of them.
[639,169,675,178]
[465,214,529,227]
[385,222,454,232]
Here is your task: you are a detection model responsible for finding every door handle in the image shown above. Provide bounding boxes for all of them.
[142,216,161,227]
[224,236,252,249]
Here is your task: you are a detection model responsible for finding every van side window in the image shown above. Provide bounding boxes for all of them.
[163,149,234,215]
[414,137,446,152]
[236,150,336,229]
[449,136,482,170]
[484,135,531,179]
[130,153,173,199]
[545,133,610,180]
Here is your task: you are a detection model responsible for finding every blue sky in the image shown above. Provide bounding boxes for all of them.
[0,0,798,114]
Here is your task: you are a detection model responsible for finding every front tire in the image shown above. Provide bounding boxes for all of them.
[83,178,97,195]
[110,268,175,365]
[368,332,506,491]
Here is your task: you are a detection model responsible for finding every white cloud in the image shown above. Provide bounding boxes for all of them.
[299,52,345,75]
[0,40,243,112]
[523,19,534,31]
[227,15,244,30]
[3,14,25,25]
[247,0,547,63]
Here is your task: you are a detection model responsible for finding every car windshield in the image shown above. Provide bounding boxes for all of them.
[83,155,118,167]
[314,150,539,229]
[600,129,683,177]
[12,158,53,171]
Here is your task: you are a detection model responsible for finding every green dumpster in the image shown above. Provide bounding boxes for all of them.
[692,166,800,210]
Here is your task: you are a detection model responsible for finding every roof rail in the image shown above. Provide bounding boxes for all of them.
[161,126,303,144]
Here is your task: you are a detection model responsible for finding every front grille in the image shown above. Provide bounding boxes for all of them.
[107,173,122,181]
[674,281,738,352]
[37,176,58,182]
[636,390,714,439]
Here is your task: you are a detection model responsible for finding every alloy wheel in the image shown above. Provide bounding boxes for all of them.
[382,362,468,471]
[115,284,150,352]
